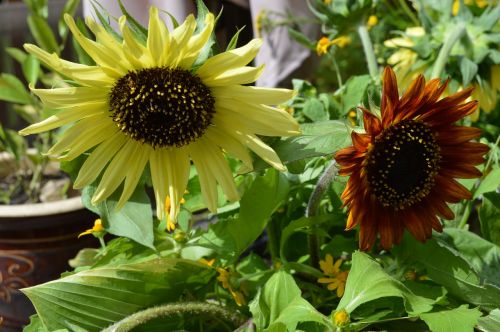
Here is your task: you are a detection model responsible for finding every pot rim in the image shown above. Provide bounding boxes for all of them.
[0,196,85,217]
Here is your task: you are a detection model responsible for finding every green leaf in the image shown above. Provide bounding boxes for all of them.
[253,121,350,170]
[420,305,482,332]
[58,0,81,41]
[459,57,478,87]
[82,183,154,249]
[250,270,331,331]
[0,73,32,104]
[200,169,289,262]
[23,258,211,331]
[478,308,500,332]
[441,228,500,287]
[474,168,500,199]
[27,14,59,54]
[226,26,246,51]
[337,251,435,315]
[342,75,371,114]
[0,126,26,161]
[192,0,220,68]
[393,235,500,311]
[479,192,500,246]
[22,54,40,85]
[287,28,315,49]
[303,98,329,122]
[5,47,28,64]
[117,0,147,42]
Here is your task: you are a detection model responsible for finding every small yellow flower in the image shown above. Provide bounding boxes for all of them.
[404,269,417,281]
[324,0,332,4]
[255,10,267,38]
[348,109,357,125]
[367,15,378,29]
[317,254,349,297]
[333,309,350,327]
[316,36,351,56]
[78,218,105,238]
[217,267,248,306]
[198,258,215,267]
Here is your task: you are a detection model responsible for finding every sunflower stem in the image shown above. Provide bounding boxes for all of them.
[431,22,466,78]
[306,160,338,269]
[357,25,379,80]
[102,302,246,332]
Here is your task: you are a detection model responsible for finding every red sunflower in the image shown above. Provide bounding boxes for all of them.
[335,67,489,251]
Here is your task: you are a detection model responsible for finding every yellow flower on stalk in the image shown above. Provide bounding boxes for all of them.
[217,267,247,306]
[317,254,349,297]
[453,0,491,15]
[78,218,105,238]
[20,8,299,225]
[333,309,350,327]
[324,0,332,4]
[316,36,351,56]
[367,15,378,30]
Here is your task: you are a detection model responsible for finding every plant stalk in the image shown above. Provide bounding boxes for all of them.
[431,22,466,78]
[305,160,338,268]
[102,302,247,332]
[357,25,379,80]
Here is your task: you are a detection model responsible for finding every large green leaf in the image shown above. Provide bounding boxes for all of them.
[27,14,59,54]
[199,169,289,262]
[478,308,500,332]
[479,192,500,246]
[441,228,500,286]
[420,305,482,332]
[249,270,331,332]
[23,258,211,331]
[393,235,500,311]
[82,183,155,249]
[474,168,500,199]
[337,251,435,315]
[253,121,350,170]
[342,75,371,114]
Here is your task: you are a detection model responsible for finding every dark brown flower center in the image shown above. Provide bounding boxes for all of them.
[366,120,440,209]
[109,67,215,148]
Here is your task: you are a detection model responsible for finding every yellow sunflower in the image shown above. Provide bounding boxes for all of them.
[20,8,299,224]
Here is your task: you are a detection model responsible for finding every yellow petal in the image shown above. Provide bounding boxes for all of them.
[233,132,285,172]
[211,85,295,105]
[164,147,191,221]
[92,140,137,204]
[73,131,127,188]
[149,149,170,220]
[64,14,126,77]
[57,119,117,161]
[116,142,152,210]
[147,7,170,66]
[19,100,107,135]
[167,15,197,67]
[178,13,215,69]
[24,44,114,86]
[216,99,300,136]
[202,65,264,87]
[196,39,262,78]
[189,143,218,212]
[204,127,253,170]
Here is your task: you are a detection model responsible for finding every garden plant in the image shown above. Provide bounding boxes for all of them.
[0,0,499,331]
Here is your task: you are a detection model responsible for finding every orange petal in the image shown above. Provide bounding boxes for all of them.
[360,107,382,135]
[435,175,472,202]
[439,163,482,179]
[381,67,400,127]
[436,126,482,144]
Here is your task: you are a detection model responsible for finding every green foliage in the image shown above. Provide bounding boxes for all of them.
[249,270,332,331]
[23,259,212,331]
[420,305,482,332]
[199,169,290,262]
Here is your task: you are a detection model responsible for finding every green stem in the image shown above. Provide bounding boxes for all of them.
[357,25,378,80]
[458,202,472,229]
[397,0,419,26]
[305,161,338,269]
[431,22,466,78]
[102,302,247,332]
